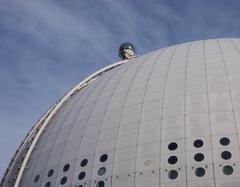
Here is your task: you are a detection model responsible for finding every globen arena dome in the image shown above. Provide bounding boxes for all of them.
[3,38,240,187]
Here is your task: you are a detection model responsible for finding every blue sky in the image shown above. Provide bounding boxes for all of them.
[1,0,240,177]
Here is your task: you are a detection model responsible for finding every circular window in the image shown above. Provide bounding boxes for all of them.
[47,169,54,177]
[60,176,67,185]
[144,160,152,166]
[195,167,205,177]
[220,137,230,146]
[34,175,40,183]
[100,154,108,162]
[98,167,106,176]
[168,156,178,165]
[63,164,70,172]
[168,170,178,180]
[221,151,232,160]
[168,142,178,151]
[222,165,234,175]
[193,139,204,148]
[194,153,205,162]
[78,172,86,180]
[80,159,88,167]
[96,180,105,187]
[45,182,51,187]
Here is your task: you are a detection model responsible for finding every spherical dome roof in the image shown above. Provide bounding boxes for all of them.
[3,38,240,187]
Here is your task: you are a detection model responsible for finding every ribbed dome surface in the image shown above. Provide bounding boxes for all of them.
[6,38,240,187]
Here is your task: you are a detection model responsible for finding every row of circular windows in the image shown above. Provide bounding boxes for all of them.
[167,149,232,165]
[168,136,230,151]
[34,177,105,187]
[34,153,108,185]
[33,137,232,185]
[38,164,235,187]
[167,164,234,180]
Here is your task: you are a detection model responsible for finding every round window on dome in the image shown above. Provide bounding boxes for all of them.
[96,180,105,187]
[220,137,230,146]
[195,167,205,177]
[34,175,40,183]
[193,139,204,148]
[45,181,51,187]
[100,154,108,162]
[47,169,54,177]
[60,176,67,185]
[194,153,205,162]
[168,156,178,165]
[168,142,178,151]
[98,167,106,176]
[63,164,70,172]
[80,159,88,167]
[222,165,233,175]
[78,172,86,180]
[168,170,178,180]
[221,151,232,160]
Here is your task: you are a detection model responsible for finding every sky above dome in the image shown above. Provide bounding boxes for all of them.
[1,0,240,177]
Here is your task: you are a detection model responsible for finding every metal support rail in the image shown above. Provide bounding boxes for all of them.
[1,60,127,187]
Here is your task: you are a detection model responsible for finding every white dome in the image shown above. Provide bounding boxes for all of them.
[2,38,240,187]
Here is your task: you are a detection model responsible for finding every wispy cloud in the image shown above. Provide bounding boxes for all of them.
[1,0,240,176]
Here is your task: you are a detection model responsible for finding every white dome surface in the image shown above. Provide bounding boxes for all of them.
[3,38,240,187]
